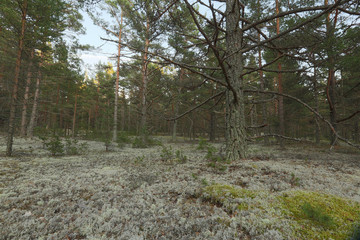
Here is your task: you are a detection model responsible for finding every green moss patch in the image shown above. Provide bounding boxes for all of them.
[203,184,257,210]
[202,184,360,239]
[203,184,257,200]
[279,190,360,239]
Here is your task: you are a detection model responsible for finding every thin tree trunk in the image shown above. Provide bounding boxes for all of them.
[225,0,247,160]
[6,0,27,156]
[209,111,216,141]
[276,0,285,147]
[313,58,321,144]
[140,17,150,140]
[325,0,338,145]
[27,57,42,138]
[88,109,91,133]
[20,50,34,137]
[121,90,125,131]
[172,103,178,141]
[258,35,269,144]
[72,93,78,137]
[52,84,60,130]
[257,0,269,144]
[172,68,183,141]
[113,10,123,142]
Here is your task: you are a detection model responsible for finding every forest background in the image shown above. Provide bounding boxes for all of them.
[0,0,359,158]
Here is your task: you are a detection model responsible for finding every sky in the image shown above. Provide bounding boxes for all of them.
[77,10,117,76]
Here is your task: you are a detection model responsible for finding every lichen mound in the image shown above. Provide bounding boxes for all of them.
[202,184,360,239]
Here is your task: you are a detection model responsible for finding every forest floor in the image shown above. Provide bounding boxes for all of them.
[0,136,360,240]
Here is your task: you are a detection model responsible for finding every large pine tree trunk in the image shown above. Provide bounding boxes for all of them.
[27,56,42,138]
[225,0,247,160]
[20,50,34,137]
[6,0,27,156]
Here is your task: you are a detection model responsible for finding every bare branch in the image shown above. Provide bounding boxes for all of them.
[249,134,313,143]
[243,3,348,32]
[246,124,268,129]
[245,89,360,150]
[100,37,227,87]
[337,110,360,123]
[167,90,226,121]
[230,0,349,58]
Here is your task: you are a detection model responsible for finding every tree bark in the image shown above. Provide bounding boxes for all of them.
[20,50,34,137]
[354,119,359,143]
[225,0,247,160]
[6,0,27,156]
[27,54,42,138]
[113,10,123,142]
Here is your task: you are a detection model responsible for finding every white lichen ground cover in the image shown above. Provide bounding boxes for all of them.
[0,136,359,239]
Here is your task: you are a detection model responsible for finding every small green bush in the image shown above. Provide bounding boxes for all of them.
[160,145,173,161]
[132,136,162,148]
[205,144,228,171]
[159,146,188,164]
[134,155,145,164]
[197,137,209,150]
[175,149,187,163]
[117,131,131,143]
[103,138,112,152]
[64,138,88,155]
[44,136,64,156]
[132,137,149,148]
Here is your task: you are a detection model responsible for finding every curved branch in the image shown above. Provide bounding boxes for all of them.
[337,110,360,123]
[167,90,225,121]
[245,89,360,150]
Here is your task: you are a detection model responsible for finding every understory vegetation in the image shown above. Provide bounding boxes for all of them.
[1,136,359,239]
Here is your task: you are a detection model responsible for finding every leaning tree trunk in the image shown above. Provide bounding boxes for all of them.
[224,0,247,160]
[6,0,27,156]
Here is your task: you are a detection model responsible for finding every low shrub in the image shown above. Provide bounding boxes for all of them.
[64,138,88,155]
[44,136,64,156]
